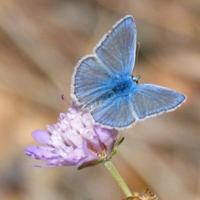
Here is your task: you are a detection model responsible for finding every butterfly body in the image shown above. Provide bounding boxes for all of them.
[71,15,186,130]
[81,75,137,111]
[111,75,136,95]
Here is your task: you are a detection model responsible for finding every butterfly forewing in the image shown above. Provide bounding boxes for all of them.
[95,15,136,77]
[73,56,114,105]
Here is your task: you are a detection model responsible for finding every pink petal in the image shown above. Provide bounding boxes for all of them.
[32,130,50,144]
[95,126,117,145]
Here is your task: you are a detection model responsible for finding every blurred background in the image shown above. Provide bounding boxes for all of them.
[0,0,199,200]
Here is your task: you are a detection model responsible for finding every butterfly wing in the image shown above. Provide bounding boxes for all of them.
[91,95,136,129]
[91,84,186,129]
[95,15,136,76]
[71,56,114,107]
[131,84,186,120]
[71,15,136,107]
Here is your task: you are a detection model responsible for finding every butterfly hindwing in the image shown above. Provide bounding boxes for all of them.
[91,95,136,129]
[91,84,186,129]
[131,84,186,120]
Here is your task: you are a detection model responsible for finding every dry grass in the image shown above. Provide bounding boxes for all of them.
[0,0,199,200]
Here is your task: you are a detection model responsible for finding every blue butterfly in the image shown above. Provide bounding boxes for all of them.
[71,15,186,130]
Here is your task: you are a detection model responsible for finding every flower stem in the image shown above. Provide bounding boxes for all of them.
[104,160,133,198]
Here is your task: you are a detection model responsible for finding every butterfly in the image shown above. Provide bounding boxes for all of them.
[71,15,186,130]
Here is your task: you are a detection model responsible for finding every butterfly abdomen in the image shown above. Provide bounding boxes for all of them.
[81,90,115,110]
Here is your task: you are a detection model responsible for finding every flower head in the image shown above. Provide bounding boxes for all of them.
[25,104,120,168]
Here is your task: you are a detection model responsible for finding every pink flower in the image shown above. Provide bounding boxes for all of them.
[25,105,120,168]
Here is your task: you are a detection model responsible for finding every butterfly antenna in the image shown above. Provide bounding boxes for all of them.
[135,42,140,69]
[61,94,72,106]
[132,42,141,81]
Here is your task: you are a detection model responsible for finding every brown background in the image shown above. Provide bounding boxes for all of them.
[0,0,199,200]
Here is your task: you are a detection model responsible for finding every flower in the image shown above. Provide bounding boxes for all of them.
[122,189,158,200]
[25,104,120,168]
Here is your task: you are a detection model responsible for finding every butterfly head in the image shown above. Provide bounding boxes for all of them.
[132,75,140,84]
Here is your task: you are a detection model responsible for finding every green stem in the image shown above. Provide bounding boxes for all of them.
[104,160,133,198]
